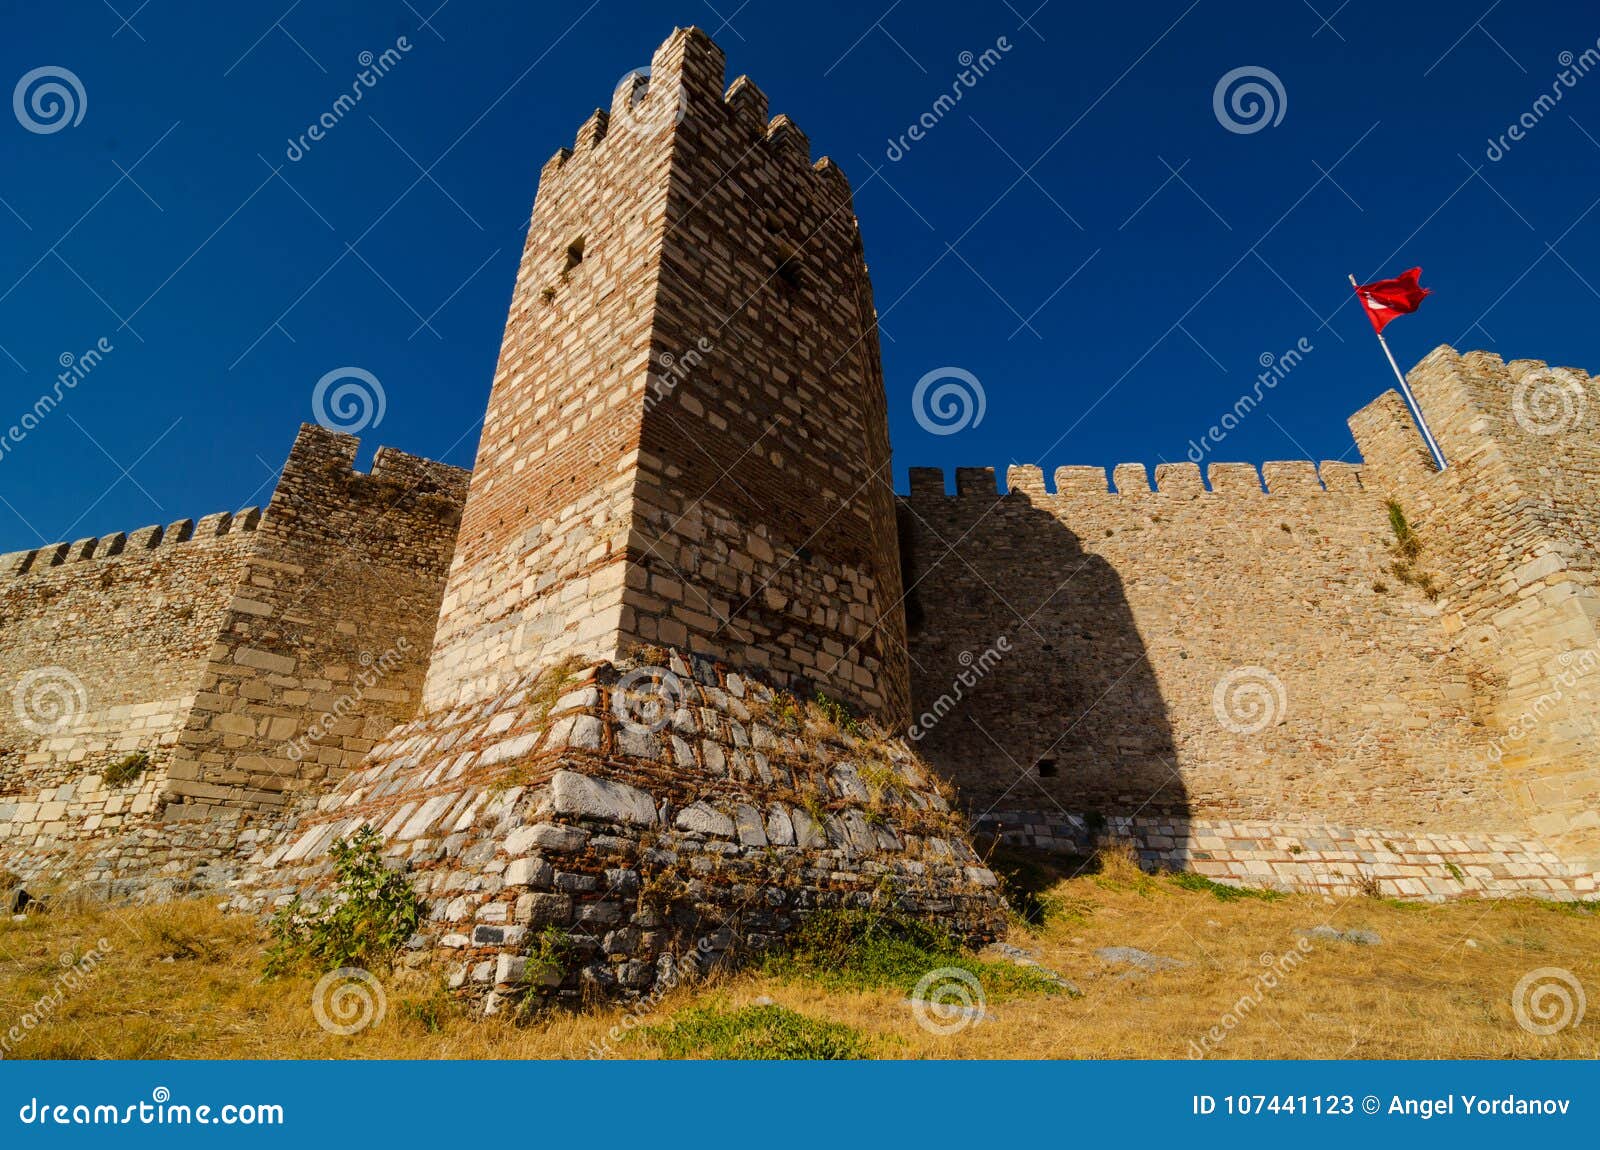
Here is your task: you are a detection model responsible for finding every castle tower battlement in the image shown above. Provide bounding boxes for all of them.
[1349,347,1600,869]
[423,27,908,724]
[0,424,470,890]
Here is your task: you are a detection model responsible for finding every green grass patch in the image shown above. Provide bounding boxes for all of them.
[1167,870,1286,902]
[633,1003,868,1060]
[762,909,1062,998]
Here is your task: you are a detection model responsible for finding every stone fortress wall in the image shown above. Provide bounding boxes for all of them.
[0,27,1594,925]
[902,346,1598,898]
[0,424,468,890]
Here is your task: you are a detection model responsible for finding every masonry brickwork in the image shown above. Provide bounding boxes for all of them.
[0,424,467,893]
[1,26,1597,1007]
[424,28,907,726]
[900,346,1599,898]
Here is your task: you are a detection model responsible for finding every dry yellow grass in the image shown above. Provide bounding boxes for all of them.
[1,853,1595,1059]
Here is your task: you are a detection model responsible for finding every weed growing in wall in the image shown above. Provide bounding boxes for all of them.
[264,827,422,977]
[528,926,574,986]
[810,691,866,738]
[1385,501,1439,599]
[102,750,149,788]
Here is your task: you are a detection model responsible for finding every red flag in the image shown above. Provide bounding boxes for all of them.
[1353,267,1431,334]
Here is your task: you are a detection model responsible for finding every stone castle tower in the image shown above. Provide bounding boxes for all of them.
[425,28,908,725]
[230,28,1002,1003]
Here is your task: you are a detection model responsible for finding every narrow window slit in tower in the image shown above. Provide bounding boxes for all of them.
[1036,759,1058,778]
[775,239,803,291]
[563,236,586,275]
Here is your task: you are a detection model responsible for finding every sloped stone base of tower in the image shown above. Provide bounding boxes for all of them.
[232,653,1005,1008]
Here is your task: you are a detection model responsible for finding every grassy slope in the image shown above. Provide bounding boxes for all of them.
[1,852,1595,1060]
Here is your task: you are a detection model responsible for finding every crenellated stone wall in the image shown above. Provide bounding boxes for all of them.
[164,424,469,817]
[899,457,1495,837]
[0,511,262,881]
[900,345,1600,895]
[0,424,469,891]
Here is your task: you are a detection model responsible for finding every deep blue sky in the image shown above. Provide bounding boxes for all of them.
[3,0,1599,551]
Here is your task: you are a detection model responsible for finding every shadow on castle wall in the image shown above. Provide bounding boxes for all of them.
[898,479,1186,865]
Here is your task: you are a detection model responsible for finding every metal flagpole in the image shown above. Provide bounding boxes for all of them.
[1349,273,1447,471]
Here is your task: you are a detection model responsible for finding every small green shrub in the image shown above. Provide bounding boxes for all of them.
[528,926,573,985]
[810,691,866,738]
[398,988,461,1034]
[634,1003,868,1059]
[103,751,150,788]
[264,827,422,978]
